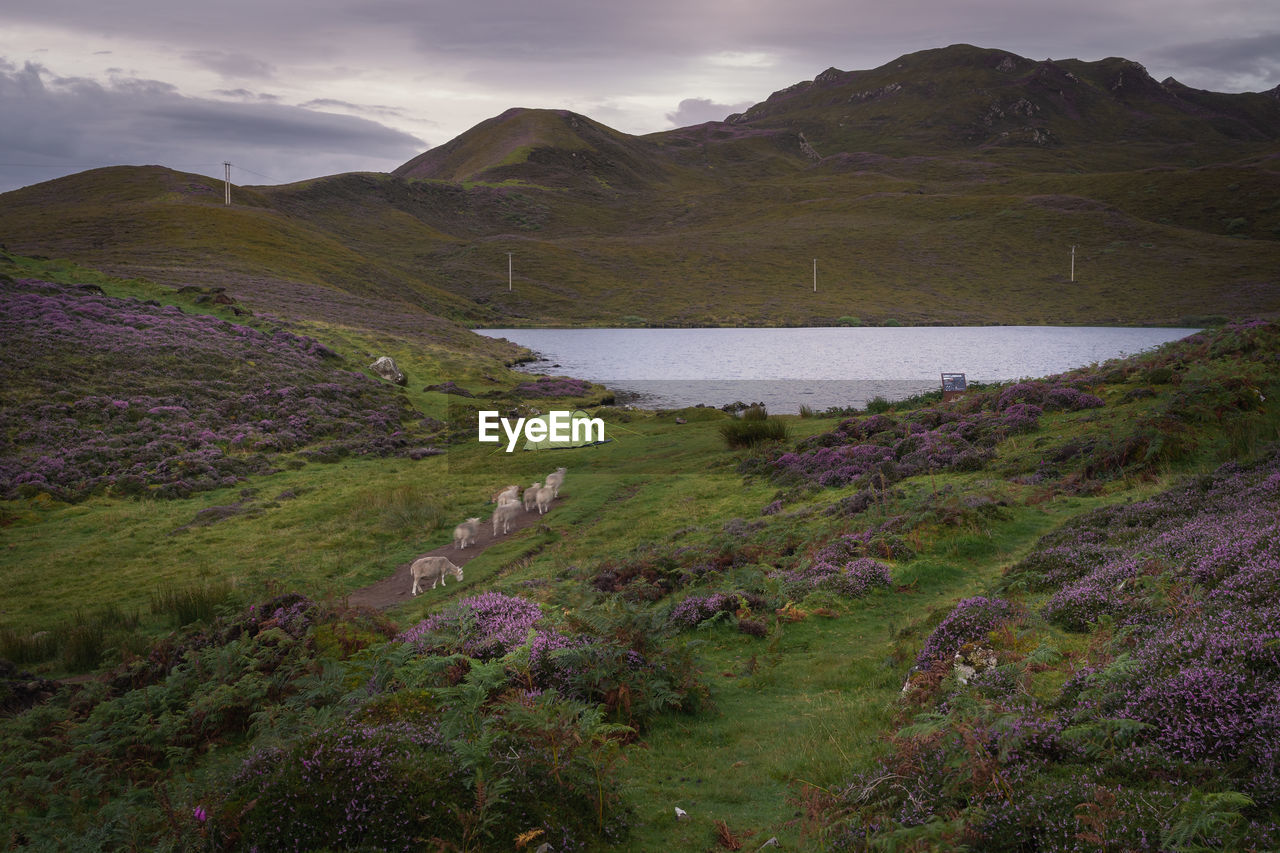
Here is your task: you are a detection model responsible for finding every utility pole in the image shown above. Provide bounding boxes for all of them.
[507,252,513,291]
[813,258,817,293]
[224,162,231,206]
[1070,245,1076,282]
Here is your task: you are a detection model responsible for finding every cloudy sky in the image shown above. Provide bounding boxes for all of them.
[1,0,1277,193]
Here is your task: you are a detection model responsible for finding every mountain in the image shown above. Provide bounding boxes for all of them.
[1,44,1277,328]
[724,45,1280,166]
[394,107,683,191]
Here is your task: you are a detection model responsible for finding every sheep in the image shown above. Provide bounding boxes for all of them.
[490,484,519,504]
[453,517,481,549]
[493,500,522,535]
[544,467,567,497]
[523,482,542,511]
[410,556,463,595]
[535,485,555,515]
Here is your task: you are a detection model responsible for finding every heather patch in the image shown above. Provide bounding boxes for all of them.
[821,449,1280,849]
[400,593,707,728]
[513,375,595,398]
[764,391,1049,488]
[399,591,544,659]
[667,590,771,629]
[0,279,438,501]
[779,557,893,599]
[914,595,1020,666]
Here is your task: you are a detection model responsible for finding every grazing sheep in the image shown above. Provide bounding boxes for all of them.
[490,484,519,504]
[523,482,541,511]
[453,517,481,549]
[493,500,522,535]
[410,556,463,595]
[535,485,555,515]
[545,467,567,497]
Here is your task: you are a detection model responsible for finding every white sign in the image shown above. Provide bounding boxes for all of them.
[478,410,605,452]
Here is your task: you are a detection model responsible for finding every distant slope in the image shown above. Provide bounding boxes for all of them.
[1,45,1277,327]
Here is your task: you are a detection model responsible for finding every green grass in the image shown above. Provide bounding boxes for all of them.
[5,251,1280,848]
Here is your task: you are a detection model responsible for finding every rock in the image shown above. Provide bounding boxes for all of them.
[797,132,821,161]
[370,356,407,385]
[952,646,998,685]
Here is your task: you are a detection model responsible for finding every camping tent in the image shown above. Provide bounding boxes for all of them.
[522,409,610,451]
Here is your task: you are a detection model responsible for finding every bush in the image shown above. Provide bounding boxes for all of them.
[400,592,543,660]
[720,417,789,449]
[915,596,1019,666]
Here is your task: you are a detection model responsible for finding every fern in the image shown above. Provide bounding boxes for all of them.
[1163,791,1254,852]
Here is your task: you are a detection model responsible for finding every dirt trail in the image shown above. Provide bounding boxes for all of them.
[346,496,557,610]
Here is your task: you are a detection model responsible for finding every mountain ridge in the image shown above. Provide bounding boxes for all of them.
[1,43,1277,329]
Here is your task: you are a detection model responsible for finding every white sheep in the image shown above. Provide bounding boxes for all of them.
[453,517,481,549]
[523,482,542,511]
[535,485,555,515]
[493,500,522,535]
[491,484,519,504]
[410,556,463,595]
[544,467,567,497]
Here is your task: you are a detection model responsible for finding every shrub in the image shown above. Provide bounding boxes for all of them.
[915,596,1019,666]
[668,591,768,629]
[400,592,543,660]
[513,375,594,398]
[781,556,893,599]
[720,417,789,449]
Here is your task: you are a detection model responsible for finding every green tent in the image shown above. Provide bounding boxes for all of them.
[522,409,610,450]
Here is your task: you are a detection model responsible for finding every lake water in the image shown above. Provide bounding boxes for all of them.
[474,326,1199,413]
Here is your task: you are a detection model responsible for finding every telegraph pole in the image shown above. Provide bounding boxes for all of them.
[224,162,231,206]
[507,252,513,291]
[813,258,817,293]
[1070,245,1076,282]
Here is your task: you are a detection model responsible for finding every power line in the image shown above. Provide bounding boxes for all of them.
[225,163,278,182]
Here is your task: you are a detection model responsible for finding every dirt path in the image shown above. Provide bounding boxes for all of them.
[346,496,558,610]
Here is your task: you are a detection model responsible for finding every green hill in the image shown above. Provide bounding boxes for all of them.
[0,44,1277,327]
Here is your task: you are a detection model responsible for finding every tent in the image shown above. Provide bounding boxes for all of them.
[522,409,611,451]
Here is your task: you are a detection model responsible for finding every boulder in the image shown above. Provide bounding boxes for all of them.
[370,356,407,385]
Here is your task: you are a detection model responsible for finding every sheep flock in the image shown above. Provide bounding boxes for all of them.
[411,467,568,596]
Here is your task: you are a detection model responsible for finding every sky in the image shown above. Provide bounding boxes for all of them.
[1,0,1277,194]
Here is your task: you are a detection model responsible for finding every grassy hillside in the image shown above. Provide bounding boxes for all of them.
[2,253,1279,850]
[0,46,1276,328]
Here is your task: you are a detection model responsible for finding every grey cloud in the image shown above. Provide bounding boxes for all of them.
[300,98,408,119]
[184,50,276,80]
[0,59,427,193]
[665,97,754,128]
[1148,33,1280,90]
[214,88,283,102]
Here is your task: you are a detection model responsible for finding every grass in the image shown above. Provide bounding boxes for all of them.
[4,254,1280,849]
